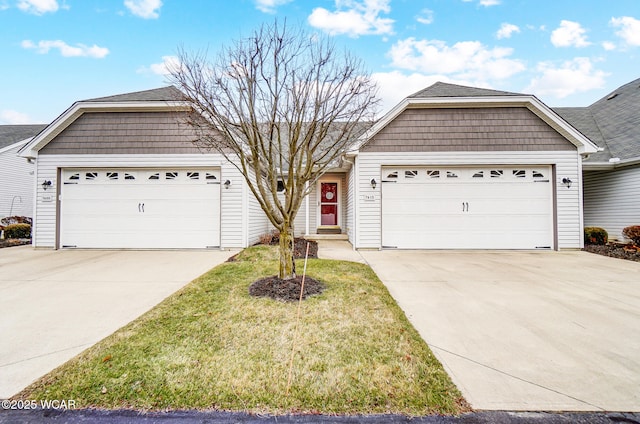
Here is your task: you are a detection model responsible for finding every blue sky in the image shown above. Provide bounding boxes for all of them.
[1,0,639,124]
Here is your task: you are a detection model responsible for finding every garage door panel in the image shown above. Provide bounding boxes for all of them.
[60,169,221,249]
[381,166,553,249]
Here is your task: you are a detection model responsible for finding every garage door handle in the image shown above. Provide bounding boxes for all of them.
[466,202,469,212]
[462,202,469,212]
[141,203,144,213]
[138,203,145,213]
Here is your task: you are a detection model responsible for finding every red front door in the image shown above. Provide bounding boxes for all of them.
[320,182,338,226]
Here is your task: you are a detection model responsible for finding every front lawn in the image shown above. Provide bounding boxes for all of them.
[16,245,468,415]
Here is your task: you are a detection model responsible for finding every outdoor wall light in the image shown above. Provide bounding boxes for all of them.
[42,180,52,191]
[370,178,377,189]
[224,179,231,189]
[562,177,572,189]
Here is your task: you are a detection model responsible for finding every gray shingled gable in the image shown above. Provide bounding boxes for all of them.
[0,124,47,149]
[554,77,640,163]
[83,86,185,102]
[409,82,525,98]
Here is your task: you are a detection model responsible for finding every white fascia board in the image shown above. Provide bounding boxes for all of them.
[352,95,599,155]
[19,100,190,159]
[525,96,599,154]
[583,156,640,170]
[0,137,32,155]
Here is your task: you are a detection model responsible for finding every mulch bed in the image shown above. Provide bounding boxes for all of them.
[249,275,325,302]
[291,238,318,259]
[0,239,31,249]
[583,243,640,262]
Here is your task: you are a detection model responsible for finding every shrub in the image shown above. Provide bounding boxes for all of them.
[258,230,279,245]
[1,216,32,226]
[584,227,608,245]
[622,225,640,246]
[4,223,31,239]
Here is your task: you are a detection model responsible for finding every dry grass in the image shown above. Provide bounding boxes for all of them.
[16,246,468,415]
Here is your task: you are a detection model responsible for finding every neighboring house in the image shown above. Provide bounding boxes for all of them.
[0,125,47,219]
[555,77,640,242]
[20,83,598,251]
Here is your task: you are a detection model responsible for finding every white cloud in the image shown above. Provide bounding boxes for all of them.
[551,20,590,48]
[496,23,519,39]
[124,0,162,19]
[21,39,109,58]
[255,0,291,13]
[416,8,433,25]
[308,0,394,37]
[138,55,181,76]
[610,16,640,46]
[462,0,500,5]
[526,57,608,99]
[17,0,58,15]
[388,38,525,82]
[0,109,31,125]
[602,41,616,51]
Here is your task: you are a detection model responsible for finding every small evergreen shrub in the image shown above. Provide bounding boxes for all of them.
[622,225,640,246]
[584,227,608,245]
[4,223,31,239]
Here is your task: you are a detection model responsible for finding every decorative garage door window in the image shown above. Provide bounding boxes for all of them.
[64,170,220,184]
[381,167,546,183]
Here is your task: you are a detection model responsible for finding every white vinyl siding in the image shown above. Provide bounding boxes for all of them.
[355,151,583,250]
[245,169,270,246]
[0,142,34,218]
[33,154,246,249]
[583,165,640,241]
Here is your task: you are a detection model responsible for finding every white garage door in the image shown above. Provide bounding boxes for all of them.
[60,169,221,249]
[381,166,553,249]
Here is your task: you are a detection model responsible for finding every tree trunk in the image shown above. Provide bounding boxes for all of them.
[278,225,296,280]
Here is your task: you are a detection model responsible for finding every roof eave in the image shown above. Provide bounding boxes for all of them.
[19,100,190,159]
[0,137,33,155]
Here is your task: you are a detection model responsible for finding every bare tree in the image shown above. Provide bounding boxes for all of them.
[169,21,378,280]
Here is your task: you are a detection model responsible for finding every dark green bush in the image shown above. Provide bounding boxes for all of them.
[622,225,640,246]
[4,223,31,239]
[584,227,608,245]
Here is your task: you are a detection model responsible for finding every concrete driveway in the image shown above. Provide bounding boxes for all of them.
[359,250,640,412]
[0,246,235,399]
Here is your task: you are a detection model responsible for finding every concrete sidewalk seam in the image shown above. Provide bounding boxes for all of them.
[428,343,605,411]
[0,343,93,368]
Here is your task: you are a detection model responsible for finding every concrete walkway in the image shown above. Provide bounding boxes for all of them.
[358,249,640,412]
[0,246,236,398]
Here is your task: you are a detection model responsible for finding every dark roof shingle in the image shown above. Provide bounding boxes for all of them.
[0,124,47,150]
[83,86,185,102]
[554,77,640,163]
[409,82,525,99]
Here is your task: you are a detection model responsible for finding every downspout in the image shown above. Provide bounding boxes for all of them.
[342,155,356,250]
[305,180,309,236]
